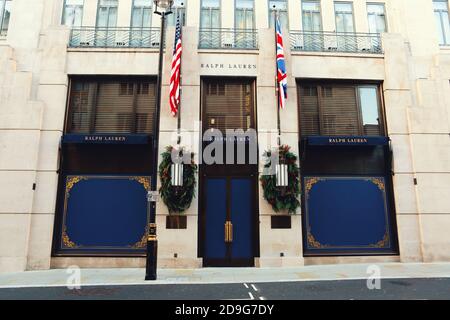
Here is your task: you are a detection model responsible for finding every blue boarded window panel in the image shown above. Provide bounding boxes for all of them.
[61,175,149,252]
[304,176,396,255]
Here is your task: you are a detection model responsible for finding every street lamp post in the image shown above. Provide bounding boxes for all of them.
[145,0,173,281]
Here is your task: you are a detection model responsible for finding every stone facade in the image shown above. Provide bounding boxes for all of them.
[0,0,449,273]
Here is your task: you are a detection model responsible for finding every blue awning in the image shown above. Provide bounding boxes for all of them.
[62,134,151,145]
[306,136,389,146]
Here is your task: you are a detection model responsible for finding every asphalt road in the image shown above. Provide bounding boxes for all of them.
[0,278,449,300]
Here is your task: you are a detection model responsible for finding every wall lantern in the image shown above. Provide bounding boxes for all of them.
[171,163,184,187]
[276,163,289,187]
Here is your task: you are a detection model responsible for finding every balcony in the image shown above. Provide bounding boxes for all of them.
[68,27,161,49]
[290,31,383,54]
[198,28,258,50]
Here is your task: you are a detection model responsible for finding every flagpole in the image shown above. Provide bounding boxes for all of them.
[274,7,281,147]
[177,17,182,146]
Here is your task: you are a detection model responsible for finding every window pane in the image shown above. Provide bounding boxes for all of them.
[167,0,186,26]
[269,0,288,29]
[359,87,379,125]
[434,1,449,10]
[299,83,383,137]
[202,0,220,8]
[443,12,450,43]
[201,0,220,29]
[236,0,254,9]
[1,0,12,33]
[132,0,152,28]
[367,3,386,33]
[335,2,354,32]
[434,0,450,45]
[68,79,156,134]
[236,0,254,29]
[302,0,321,31]
[62,0,84,27]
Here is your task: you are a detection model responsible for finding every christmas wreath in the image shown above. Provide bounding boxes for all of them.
[159,146,198,214]
[260,145,301,214]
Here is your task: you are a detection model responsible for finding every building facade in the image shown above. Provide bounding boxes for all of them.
[0,0,449,273]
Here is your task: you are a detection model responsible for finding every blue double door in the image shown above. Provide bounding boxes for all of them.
[203,177,255,267]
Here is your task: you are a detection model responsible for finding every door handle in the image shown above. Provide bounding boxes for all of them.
[224,221,233,243]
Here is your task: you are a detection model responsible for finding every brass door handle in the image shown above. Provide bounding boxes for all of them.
[224,221,233,243]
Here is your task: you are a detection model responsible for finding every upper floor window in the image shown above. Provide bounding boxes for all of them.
[0,0,12,36]
[96,0,118,28]
[298,83,384,137]
[62,0,83,27]
[433,0,450,45]
[131,0,152,28]
[200,0,220,29]
[167,0,186,27]
[302,0,322,32]
[67,77,157,135]
[235,0,254,30]
[334,2,354,33]
[367,3,387,33]
[269,0,288,30]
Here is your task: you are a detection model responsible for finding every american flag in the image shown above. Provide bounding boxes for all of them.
[276,18,288,109]
[169,16,182,116]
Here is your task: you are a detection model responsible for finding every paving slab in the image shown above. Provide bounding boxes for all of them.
[0,262,450,288]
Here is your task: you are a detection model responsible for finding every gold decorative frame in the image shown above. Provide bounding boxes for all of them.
[304,176,392,251]
[61,175,151,250]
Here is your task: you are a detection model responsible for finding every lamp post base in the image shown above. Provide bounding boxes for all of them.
[145,239,158,280]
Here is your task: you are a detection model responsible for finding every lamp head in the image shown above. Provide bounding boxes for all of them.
[154,0,174,12]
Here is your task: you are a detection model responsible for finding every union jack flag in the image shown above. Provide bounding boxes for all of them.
[169,16,182,116]
[276,18,288,109]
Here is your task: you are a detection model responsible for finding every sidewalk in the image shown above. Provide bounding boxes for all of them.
[1,262,450,288]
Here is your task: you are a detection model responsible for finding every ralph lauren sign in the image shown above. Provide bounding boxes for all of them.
[62,134,150,145]
[200,63,257,70]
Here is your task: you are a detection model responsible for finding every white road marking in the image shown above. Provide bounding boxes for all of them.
[248,292,255,300]
[243,283,249,289]
[259,296,266,300]
[251,284,258,292]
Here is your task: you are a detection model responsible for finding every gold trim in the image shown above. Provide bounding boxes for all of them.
[305,177,323,194]
[367,177,385,191]
[130,177,151,191]
[132,231,148,249]
[370,231,390,248]
[307,228,328,249]
[62,226,78,248]
[65,176,87,195]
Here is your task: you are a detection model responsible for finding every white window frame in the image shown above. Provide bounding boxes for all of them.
[367,2,387,33]
[0,0,12,36]
[434,0,450,45]
[61,0,85,27]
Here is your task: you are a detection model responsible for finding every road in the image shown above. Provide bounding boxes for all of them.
[0,277,449,300]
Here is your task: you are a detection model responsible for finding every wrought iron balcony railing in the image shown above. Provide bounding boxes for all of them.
[290,31,383,54]
[199,28,258,50]
[69,27,161,48]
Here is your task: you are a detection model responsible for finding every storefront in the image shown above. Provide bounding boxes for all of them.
[198,77,259,267]
[297,81,399,256]
[52,76,157,256]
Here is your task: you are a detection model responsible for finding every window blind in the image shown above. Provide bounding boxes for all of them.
[67,78,156,134]
[298,83,382,137]
[203,79,254,132]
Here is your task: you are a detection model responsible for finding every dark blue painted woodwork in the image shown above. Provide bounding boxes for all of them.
[61,176,149,252]
[304,176,395,255]
[204,178,227,259]
[204,177,254,263]
[231,178,253,259]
